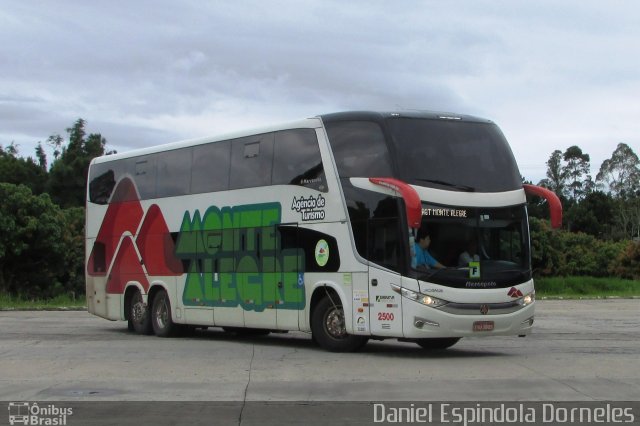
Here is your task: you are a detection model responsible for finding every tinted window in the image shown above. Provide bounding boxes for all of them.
[272,129,326,192]
[229,133,274,189]
[156,148,191,198]
[388,118,522,192]
[342,181,403,272]
[192,140,231,193]
[89,167,116,204]
[324,121,393,177]
[129,155,156,199]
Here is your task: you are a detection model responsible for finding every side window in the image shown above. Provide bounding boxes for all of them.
[156,148,191,198]
[89,167,115,204]
[88,160,127,204]
[129,155,156,200]
[342,182,403,272]
[191,140,231,193]
[272,129,327,192]
[229,133,274,190]
[367,197,402,271]
[324,121,393,177]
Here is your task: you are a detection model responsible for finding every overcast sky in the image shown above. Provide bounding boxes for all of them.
[1,1,638,182]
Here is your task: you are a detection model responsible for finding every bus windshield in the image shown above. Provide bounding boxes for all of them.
[413,204,531,288]
[387,118,522,192]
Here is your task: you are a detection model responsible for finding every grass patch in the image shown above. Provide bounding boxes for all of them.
[0,293,86,310]
[535,276,640,298]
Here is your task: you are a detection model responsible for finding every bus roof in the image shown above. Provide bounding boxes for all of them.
[91,110,493,166]
[320,110,494,124]
[91,117,323,165]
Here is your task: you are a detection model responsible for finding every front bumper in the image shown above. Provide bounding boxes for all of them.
[401,299,535,338]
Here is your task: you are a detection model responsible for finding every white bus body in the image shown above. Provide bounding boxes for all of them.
[86,111,560,351]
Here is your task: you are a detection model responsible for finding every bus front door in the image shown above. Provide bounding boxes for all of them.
[367,217,404,336]
[368,266,403,336]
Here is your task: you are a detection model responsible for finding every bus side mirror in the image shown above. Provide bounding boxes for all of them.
[369,177,422,229]
[523,184,563,229]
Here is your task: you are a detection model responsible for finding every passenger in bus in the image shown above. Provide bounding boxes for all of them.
[458,239,480,266]
[413,228,445,270]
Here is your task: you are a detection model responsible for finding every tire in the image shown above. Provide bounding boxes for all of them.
[311,295,368,352]
[128,289,153,335]
[151,290,178,337]
[415,337,460,350]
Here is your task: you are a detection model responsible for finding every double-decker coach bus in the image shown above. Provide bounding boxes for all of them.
[86,111,561,352]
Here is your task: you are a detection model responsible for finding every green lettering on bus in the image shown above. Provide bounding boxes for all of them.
[175,202,305,311]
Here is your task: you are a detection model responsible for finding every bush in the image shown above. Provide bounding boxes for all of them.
[610,241,640,280]
[530,217,629,277]
[0,183,84,299]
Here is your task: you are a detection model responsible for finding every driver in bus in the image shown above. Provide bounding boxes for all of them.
[413,228,445,270]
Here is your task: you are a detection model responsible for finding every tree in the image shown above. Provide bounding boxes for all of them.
[539,146,594,202]
[0,184,67,298]
[596,143,640,239]
[612,197,640,240]
[565,191,614,237]
[596,143,640,199]
[0,144,48,194]
[47,134,63,160]
[47,118,110,208]
[35,143,47,170]
[562,145,593,201]
[539,150,566,197]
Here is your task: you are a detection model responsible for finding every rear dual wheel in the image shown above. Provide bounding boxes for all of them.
[127,288,187,337]
[128,289,153,335]
[151,290,178,337]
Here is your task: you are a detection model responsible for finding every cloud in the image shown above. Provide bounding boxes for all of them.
[0,1,638,182]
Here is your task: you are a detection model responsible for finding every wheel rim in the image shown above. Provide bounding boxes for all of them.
[324,305,347,339]
[155,296,169,329]
[131,293,146,324]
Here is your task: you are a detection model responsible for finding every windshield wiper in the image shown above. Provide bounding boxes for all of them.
[415,178,475,192]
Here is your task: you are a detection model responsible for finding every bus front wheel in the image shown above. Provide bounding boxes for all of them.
[151,290,178,337]
[128,289,152,335]
[415,337,460,350]
[311,295,368,352]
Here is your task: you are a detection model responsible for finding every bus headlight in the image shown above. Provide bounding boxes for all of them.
[418,294,448,307]
[392,285,448,308]
[521,292,535,306]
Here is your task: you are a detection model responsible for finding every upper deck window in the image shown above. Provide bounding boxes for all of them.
[229,133,275,190]
[272,128,327,192]
[387,118,522,192]
[324,121,393,178]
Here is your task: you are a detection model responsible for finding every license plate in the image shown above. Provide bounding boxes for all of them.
[473,321,494,332]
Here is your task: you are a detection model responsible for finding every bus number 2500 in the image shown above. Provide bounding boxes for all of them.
[377,312,394,321]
